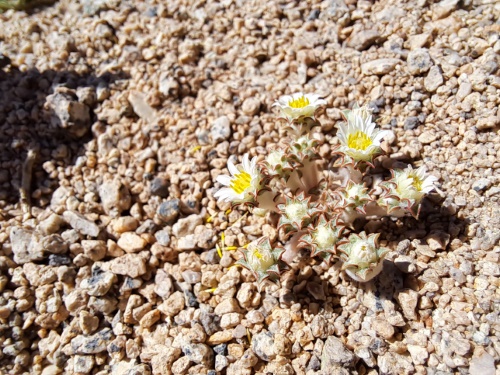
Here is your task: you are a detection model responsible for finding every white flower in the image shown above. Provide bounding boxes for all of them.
[214,154,261,203]
[393,165,438,202]
[336,105,390,162]
[273,92,326,121]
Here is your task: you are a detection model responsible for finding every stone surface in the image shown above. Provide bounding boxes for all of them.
[211,116,231,142]
[321,336,355,369]
[98,179,131,218]
[251,331,276,361]
[46,91,91,138]
[10,227,44,264]
[157,199,181,222]
[424,65,444,92]
[407,48,433,75]
[361,58,401,75]
[117,232,147,253]
[104,253,147,278]
[63,211,100,237]
[71,328,113,354]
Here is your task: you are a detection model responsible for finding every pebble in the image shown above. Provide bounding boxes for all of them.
[347,29,380,51]
[424,66,444,92]
[404,116,420,130]
[251,331,276,361]
[407,48,433,75]
[407,33,432,50]
[45,91,91,138]
[372,317,395,339]
[157,199,181,222]
[71,328,113,354]
[81,240,107,261]
[171,356,191,375]
[10,227,44,264]
[80,268,116,296]
[207,330,234,345]
[73,355,95,374]
[150,177,170,198]
[182,343,213,366]
[112,217,139,233]
[241,98,261,116]
[98,180,131,218]
[361,58,401,75]
[397,289,419,320]
[104,253,147,278]
[469,348,496,375]
[211,116,232,143]
[63,211,100,237]
[214,298,241,315]
[321,336,355,369]
[158,291,185,317]
[418,131,437,144]
[117,232,147,253]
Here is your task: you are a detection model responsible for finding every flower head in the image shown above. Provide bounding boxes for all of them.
[379,165,438,217]
[338,232,389,282]
[273,92,326,122]
[393,165,437,201]
[214,154,262,204]
[237,237,285,286]
[336,104,390,164]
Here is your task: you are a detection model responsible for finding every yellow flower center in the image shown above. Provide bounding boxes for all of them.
[252,249,263,259]
[288,96,310,109]
[230,171,251,194]
[410,175,423,191]
[249,247,274,270]
[347,131,372,150]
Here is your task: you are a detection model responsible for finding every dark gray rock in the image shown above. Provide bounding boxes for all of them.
[404,116,420,130]
[150,177,170,198]
[157,199,180,222]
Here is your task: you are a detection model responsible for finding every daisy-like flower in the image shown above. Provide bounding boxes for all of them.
[214,154,261,204]
[392,165,438,202]
[379,165,438,217]
[338,232,389,282]
[237,237,285,286]
[273,92,326,122]
[336,104,390,164]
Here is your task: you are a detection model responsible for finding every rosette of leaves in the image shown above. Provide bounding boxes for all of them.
[287,135,320,164]
[338,232,389,282]
[336,181,372,214]
[299,215,344,258]
[236,237,286,287]
[260,148,297,179]
[277,192,321,235]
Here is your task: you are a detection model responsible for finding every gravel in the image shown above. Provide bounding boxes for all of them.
[1,0,500,374]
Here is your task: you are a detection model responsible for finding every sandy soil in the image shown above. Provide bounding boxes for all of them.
[0,0,499,374]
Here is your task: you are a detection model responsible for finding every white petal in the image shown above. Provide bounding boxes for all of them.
[227,159,239,176]
[372,130,390,144]
[216,175,232,186]
[242,154,250,172]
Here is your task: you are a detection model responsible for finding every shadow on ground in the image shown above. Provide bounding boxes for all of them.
[0,61,129,214]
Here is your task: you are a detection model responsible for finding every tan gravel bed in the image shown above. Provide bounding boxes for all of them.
[0,0,499,374]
